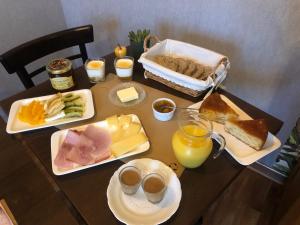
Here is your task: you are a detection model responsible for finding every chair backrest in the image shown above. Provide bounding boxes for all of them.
[0,25,94,89]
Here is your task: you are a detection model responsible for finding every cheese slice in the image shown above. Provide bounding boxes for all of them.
[111,133,147,157]
[118,115,132,128]
[122,122,141,138]
[116,87,139,103]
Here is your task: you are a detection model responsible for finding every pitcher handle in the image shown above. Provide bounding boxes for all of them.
[211,132,226,159]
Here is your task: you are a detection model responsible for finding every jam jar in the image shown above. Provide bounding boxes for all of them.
[46,58,75,91]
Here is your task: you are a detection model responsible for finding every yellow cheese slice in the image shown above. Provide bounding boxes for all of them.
[111,133,148,157]
[106,115,119,130]
[122,122,141,139]
[118,115,132,128]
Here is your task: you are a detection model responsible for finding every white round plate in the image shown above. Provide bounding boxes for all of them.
[107,158,182,225]
[108,82,146,107]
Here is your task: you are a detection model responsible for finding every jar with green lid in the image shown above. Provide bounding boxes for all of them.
[46,58,75,91]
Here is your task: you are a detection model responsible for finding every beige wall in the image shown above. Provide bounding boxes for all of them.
[0,0,67,98]
[59,0,300,142]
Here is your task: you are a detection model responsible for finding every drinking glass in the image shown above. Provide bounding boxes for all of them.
[114,56,134,81]
[85,58,105,83]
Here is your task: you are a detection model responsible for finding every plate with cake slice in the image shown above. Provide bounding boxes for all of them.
[189,93,281,165]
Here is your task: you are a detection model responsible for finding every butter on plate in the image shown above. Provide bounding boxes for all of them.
[117,87,139,103]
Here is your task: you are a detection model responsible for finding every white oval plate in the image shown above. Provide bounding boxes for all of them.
[107,158,182,225]
[6,89,95,134]
[189,94,281,165]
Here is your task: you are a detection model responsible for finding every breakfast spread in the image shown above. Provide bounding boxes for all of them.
[199,93,239,124]
[225,119,268,150]
[17,92,85,126]
[153,55,213,80]
[116,87,139,103]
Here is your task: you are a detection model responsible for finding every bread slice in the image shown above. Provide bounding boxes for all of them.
[199,93,239,124]
[225,119,268,150]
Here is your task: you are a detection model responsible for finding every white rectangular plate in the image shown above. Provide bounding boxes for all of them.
[6,89,95,134]
[51,114,150,175]
[189,95,281,165]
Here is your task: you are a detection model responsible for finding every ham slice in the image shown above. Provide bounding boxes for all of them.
[66,146,95,165]
[54,125,112,171]
[83,125,112,155]
[54,143,74,170]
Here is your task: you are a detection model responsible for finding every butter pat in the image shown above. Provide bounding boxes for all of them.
[117,87,139,103]
[111,133,148,157]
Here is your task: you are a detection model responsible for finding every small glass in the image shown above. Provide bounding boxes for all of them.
[119,166,141,195]
[85,58,105,83]
[114,56,134,81]
[142,173,167,203]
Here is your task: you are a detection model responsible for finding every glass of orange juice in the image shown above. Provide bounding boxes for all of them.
[172,111,225,168]
[114,56,134,81]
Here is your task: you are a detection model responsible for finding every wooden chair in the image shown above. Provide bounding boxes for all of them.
[0,25,94,89]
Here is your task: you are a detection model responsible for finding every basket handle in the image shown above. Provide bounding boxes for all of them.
[143,35,160,52]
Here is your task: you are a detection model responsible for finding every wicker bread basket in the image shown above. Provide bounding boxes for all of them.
[139,35,230,97]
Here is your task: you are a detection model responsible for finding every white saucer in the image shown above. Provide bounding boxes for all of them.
[107,158,182,225]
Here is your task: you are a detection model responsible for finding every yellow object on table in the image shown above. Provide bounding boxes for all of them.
[172,124,213,168]
[111,133,148,157]
[17,100,45,125]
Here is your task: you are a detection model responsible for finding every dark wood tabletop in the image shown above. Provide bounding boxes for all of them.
[0,51,283,225]
[0,119,79,225]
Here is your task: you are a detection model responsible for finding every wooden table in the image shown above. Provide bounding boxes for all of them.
[0,119,79,225]
[0,52,283,225]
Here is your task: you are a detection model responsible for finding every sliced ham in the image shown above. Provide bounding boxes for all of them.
[94,149,111,163]
[54,125,112,171]
[54,143,74,170]
[64,130,81,146]
[83,125,112,155]
[66,146,95,166]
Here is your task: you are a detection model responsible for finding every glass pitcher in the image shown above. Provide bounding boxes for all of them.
[172,111,226,168]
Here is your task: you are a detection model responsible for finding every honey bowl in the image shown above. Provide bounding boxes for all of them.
[152,98,176,121]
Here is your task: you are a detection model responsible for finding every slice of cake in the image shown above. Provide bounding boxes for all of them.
[199,93,239,124]
[225,119,268,150]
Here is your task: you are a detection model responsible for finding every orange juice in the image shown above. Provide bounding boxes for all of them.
[172,124,213,168]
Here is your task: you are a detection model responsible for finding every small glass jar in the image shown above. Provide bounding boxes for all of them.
[46,58,75,91]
